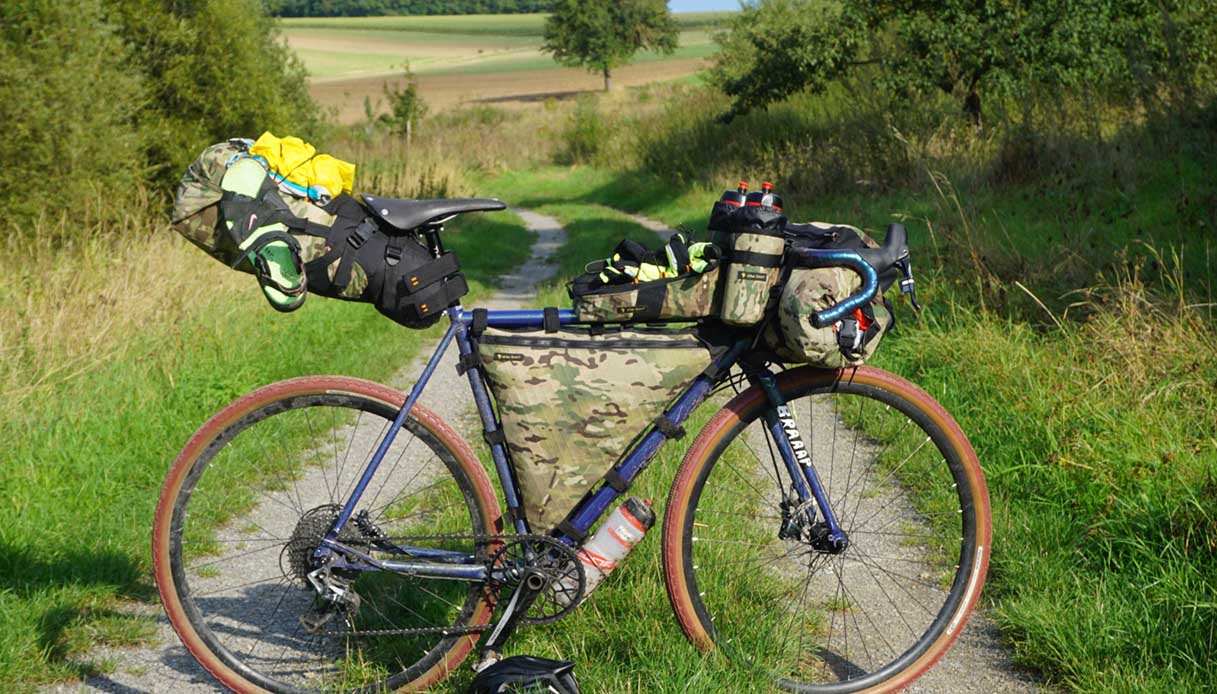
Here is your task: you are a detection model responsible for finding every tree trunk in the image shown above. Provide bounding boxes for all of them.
[603,67,612,92]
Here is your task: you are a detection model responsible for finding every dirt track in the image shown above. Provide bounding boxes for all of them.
[312,59,709,122]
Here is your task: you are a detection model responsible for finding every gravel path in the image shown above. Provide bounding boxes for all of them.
[47,206,1039,693]
[726,398,1043,693]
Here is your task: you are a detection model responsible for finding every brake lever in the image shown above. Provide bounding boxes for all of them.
[894,257,922,312]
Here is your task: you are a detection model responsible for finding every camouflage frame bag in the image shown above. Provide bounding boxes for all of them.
[763,223,893,367]
[476,325,714,528]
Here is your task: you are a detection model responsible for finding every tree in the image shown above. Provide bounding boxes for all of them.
[380,63,429,143]
[542,0,678,91]
[713,0,1217,126]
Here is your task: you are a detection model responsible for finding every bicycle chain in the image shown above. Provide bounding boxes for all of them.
[322,531,554,638]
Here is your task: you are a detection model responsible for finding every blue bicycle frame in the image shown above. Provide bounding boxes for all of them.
[316,244,884,581]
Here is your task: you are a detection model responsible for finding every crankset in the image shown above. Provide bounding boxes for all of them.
[489,535,586,625]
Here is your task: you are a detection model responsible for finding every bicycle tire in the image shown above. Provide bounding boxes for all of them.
[153,376,503,693]
[663,366,991,693]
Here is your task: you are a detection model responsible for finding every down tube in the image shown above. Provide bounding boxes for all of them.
[560,342,747,542]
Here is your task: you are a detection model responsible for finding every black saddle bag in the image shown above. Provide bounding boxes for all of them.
[304,194,467,329]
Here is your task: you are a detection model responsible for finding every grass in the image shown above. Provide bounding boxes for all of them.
[0,207,533,690]
[474,114,1217,689]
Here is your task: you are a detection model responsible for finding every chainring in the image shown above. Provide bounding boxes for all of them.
[489,535,585,625]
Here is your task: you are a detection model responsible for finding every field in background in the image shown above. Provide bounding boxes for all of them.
[282,12,728,121]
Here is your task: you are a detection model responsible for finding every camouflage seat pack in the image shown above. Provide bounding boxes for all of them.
[172,139,467,328]
[763,222,894,367]
[476,325,714,528]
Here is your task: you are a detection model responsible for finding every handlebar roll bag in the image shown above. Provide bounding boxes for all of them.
[763,223,893,366]
[476,326,714,529]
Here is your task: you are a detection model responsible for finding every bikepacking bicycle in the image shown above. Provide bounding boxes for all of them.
[153,182,991,693]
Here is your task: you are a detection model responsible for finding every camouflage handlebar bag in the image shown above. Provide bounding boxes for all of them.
[476,325,714,528]
[762,222,894,367]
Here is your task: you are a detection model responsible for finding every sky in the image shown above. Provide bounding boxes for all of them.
[669,0,742,12]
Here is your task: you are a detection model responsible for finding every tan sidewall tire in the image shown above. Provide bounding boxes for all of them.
[662,366,992,693]
[152,376,503,693]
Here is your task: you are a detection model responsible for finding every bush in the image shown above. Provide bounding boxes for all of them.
[0,0,320,235]
[556,95,610,165]
[0,0,145,226]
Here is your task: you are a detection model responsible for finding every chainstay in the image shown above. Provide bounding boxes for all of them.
[323,532,553,638]
[321,533,554,633]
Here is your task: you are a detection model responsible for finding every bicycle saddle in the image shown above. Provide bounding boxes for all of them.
[467,655,580,694]
[361,194,506,231]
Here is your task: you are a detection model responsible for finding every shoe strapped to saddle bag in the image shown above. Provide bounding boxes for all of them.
[709,183,787,326]
[568,233,721,323]
[171,138,467,328]
[474,322,716,527]
[762,222,894,367]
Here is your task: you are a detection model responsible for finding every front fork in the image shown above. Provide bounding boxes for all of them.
[751,369,849,553]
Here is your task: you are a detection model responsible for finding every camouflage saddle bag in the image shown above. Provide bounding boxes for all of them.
[762,223,894,367]
[171,139,465,328]
[476,324,714,528]
[568,234,722,323]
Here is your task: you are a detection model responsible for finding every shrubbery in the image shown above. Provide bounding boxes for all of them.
[0,0,319,235]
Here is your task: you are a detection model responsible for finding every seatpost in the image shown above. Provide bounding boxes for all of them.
[422,224,446,258]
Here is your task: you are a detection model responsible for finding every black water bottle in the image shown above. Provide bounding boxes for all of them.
[747,181,783,210]
[709,180,748,234]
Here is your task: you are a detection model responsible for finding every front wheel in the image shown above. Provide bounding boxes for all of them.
[663,366,991,693]
[153,376,502,693]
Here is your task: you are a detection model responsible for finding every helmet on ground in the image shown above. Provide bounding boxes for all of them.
[467,655,580,694]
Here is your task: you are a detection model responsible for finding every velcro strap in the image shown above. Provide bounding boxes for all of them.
[632,283,665,321]
[557,520,589,543]
[456,352,481,376]
[700,362,726,383]
[483,428,506,446]
[401,252,460,295]
[604,468,630,494]
[543,307,560,333]
[652,414,686,440]
[471,308,489,337]
[727,249,784,267]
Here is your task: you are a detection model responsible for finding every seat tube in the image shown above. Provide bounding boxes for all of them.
[751,370,847,544]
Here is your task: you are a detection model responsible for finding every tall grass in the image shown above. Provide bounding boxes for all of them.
[0,192,533,689]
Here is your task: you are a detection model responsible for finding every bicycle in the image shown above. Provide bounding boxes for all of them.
[152,197,991,693]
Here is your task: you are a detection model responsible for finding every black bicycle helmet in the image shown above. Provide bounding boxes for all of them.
[467,655,580,694]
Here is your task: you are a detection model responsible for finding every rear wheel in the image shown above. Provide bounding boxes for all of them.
[153,376,502,693]
[663,366,990,693]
